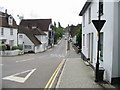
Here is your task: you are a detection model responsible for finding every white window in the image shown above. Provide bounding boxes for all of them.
[10,29,13,35]
[88,7,91,24]
[9,40,14,46]
[99,0,103,16]
[83,15,85,27]
[8,16,13,26]
[32,26,37,29]
[19,35,23,38]
[24,45,32,49]
[83,34,85,46]
[1,28,4,35]
[100,32,104,61]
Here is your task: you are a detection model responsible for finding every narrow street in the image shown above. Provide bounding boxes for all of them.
[2,38,67,88]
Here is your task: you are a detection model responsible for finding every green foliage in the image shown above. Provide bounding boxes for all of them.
[51,21,64,44]
[0,44,7,51]
[58,22,62,28]
[76,27,82,49]
[12,46,23,50]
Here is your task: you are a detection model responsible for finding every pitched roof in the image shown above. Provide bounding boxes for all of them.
[79,0,92,16]
[20,19,52,31]
[0,11,18,28]
[18,26,42,46]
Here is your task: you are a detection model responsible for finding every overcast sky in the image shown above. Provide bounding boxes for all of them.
[0,0,86,27]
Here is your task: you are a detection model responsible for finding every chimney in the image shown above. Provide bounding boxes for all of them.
[5,9,7,14]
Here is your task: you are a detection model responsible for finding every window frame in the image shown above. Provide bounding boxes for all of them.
[99,32,104,61]
[10,28,13,35]
[88,7,91,24]
[83,34,85,46]
[1,28,4,35]
[99,0,104,16]
[83,15,85,27]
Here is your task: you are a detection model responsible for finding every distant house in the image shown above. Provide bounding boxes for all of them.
[79,0,120,83]
[70,24,81,44]
[18,19,52,53]
[0,11,18,47]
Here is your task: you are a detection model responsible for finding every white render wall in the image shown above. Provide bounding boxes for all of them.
[112,2,120,79]
[81,1,118,83]
[35,35,47,52]
[18,34,48,53]
[44,31,49,47]
[72,36,77,44]
[118,1,120,77]
[82,2,98,67]
[0,27,18,46]
[18,33,34,53]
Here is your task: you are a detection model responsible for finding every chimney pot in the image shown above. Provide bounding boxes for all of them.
[5,9,7,14]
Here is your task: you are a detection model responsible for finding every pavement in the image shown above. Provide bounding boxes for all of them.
[56,43,118,89]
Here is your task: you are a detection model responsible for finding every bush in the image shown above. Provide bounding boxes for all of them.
[12,46,23,50]
[0,44,7,51]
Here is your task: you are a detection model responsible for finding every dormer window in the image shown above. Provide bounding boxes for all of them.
[8,16,13,25]
[32,26,37,29]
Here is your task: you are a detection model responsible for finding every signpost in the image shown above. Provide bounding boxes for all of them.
[92,2,106,82]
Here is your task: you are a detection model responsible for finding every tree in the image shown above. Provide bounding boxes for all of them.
[76,27,82,49]
[58,22,62,28]
[54,22,56,28]
[51,22,64,44]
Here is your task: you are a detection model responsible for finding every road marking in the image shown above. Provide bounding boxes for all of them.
[16,58,34,63]
[2,68,36,83]
[50,54,64,58]
[44,59,65,89]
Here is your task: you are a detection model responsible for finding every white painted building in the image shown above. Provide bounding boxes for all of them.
[18,19,52,53]
[79,0,120,83]
[0,11,18,46]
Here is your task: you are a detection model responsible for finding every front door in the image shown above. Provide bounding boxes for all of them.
[90,33,94,63]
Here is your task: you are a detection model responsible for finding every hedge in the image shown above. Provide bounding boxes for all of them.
[12,46,23,50]
[0,44,7,51]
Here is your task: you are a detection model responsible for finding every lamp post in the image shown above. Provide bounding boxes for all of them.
[92,1,106,82]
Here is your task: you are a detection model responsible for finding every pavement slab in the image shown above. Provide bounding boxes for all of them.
[56,44,117,89]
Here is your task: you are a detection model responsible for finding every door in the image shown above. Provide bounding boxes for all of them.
[90,33,94,63]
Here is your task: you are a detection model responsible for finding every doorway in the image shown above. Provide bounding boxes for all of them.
[88,33,94,63]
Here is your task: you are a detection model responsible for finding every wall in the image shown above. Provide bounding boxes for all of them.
[82,2,98,67]
[118,1,120,77]
[72,36,77,44]
[18,33,34,53]
[35,35,47,52]
[112,1,120,79]
[0,27,18,46]
[81,1,115,83]
[44,31,49,47]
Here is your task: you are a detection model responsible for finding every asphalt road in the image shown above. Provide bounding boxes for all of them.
[2,38,67,88]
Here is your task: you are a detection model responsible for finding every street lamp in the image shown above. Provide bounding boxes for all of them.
[92,1,106,82]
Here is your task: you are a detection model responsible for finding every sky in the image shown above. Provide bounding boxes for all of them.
[0,0,86,27]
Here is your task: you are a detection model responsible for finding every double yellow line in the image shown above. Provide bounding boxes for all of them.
[44,59,65,89]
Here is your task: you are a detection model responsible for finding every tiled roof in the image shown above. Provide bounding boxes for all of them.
[18,26,42,46]
[0,11,18,28]
[20,19,52,31]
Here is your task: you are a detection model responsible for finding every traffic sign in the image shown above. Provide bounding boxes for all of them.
[92,20,106,32]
